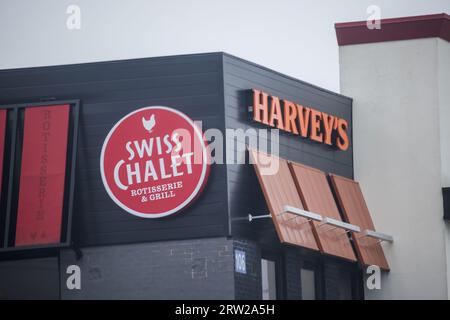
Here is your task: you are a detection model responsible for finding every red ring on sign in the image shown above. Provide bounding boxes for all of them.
[100,106,210,218]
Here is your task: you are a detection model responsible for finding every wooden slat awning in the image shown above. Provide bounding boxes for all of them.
[289,162,357,262]
[249,149,318,251]
[330,174,390,270]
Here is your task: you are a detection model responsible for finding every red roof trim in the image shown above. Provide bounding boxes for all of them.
[335,13,450,46]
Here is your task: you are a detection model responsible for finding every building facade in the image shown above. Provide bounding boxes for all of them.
[337,13,450,299]
[0,52,368,299]
[0,13,448,300]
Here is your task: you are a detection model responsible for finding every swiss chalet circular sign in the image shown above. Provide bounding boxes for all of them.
[100,106,210,218]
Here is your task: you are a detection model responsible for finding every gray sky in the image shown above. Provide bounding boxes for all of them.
[0,0,449,92]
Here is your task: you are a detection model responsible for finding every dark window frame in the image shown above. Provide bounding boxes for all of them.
[300,259,324,300]
[0,100,80,259]
[443,187,450,220]
[261,250,285,300]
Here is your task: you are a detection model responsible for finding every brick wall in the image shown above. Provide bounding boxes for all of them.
[233,239,262,299]
[60,237,235,299]
[1,236,361,299]
[284,248,303,300]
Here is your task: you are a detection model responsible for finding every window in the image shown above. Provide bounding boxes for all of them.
[0,101,79,254]
[261,258,277,300]
[336,267,353,300]
[300,268,316,300]
[300,260,323,300]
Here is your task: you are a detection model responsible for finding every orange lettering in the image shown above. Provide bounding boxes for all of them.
[296,104,310,138]
[251,88,349,151]
[336,119,349,151]
[252,89,269,125]
[310,109,323,143]
[283,100,298,134]
[321,112,335,145]
[268,96,284,130]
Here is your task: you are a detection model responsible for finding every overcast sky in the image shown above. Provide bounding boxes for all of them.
[0,0,449,92]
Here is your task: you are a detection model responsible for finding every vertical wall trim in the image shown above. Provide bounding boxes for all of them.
[219,53,232,237]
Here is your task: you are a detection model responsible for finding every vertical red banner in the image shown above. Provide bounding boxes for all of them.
[0,109,6,197]
[15,105,70,246]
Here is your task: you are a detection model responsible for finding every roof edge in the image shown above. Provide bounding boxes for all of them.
[335,13,450,46]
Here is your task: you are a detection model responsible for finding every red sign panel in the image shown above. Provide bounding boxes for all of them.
[0,109,6,197]
[101,106,210,218]
[15,105,70,246]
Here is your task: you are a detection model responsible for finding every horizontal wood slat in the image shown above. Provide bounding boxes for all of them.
[330,174,389,270]
[249,148,318,251]
[289,162,357,261]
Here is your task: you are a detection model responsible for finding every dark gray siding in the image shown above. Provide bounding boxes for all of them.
[0,257,59,299]
[222,53,353,241]
[0,53,229,247]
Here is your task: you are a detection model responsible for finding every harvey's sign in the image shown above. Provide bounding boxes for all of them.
[250,89,349,151]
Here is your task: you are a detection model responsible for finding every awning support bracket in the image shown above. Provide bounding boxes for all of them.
[358,229,394,243]
[248,207,393,244]
[248,214,271,222]
[282,205,323,222]
[318,216,361,233]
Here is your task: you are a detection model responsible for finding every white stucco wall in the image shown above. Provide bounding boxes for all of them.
[438,39,450,299]
[438,39,450,188]
[339,38,448,299]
